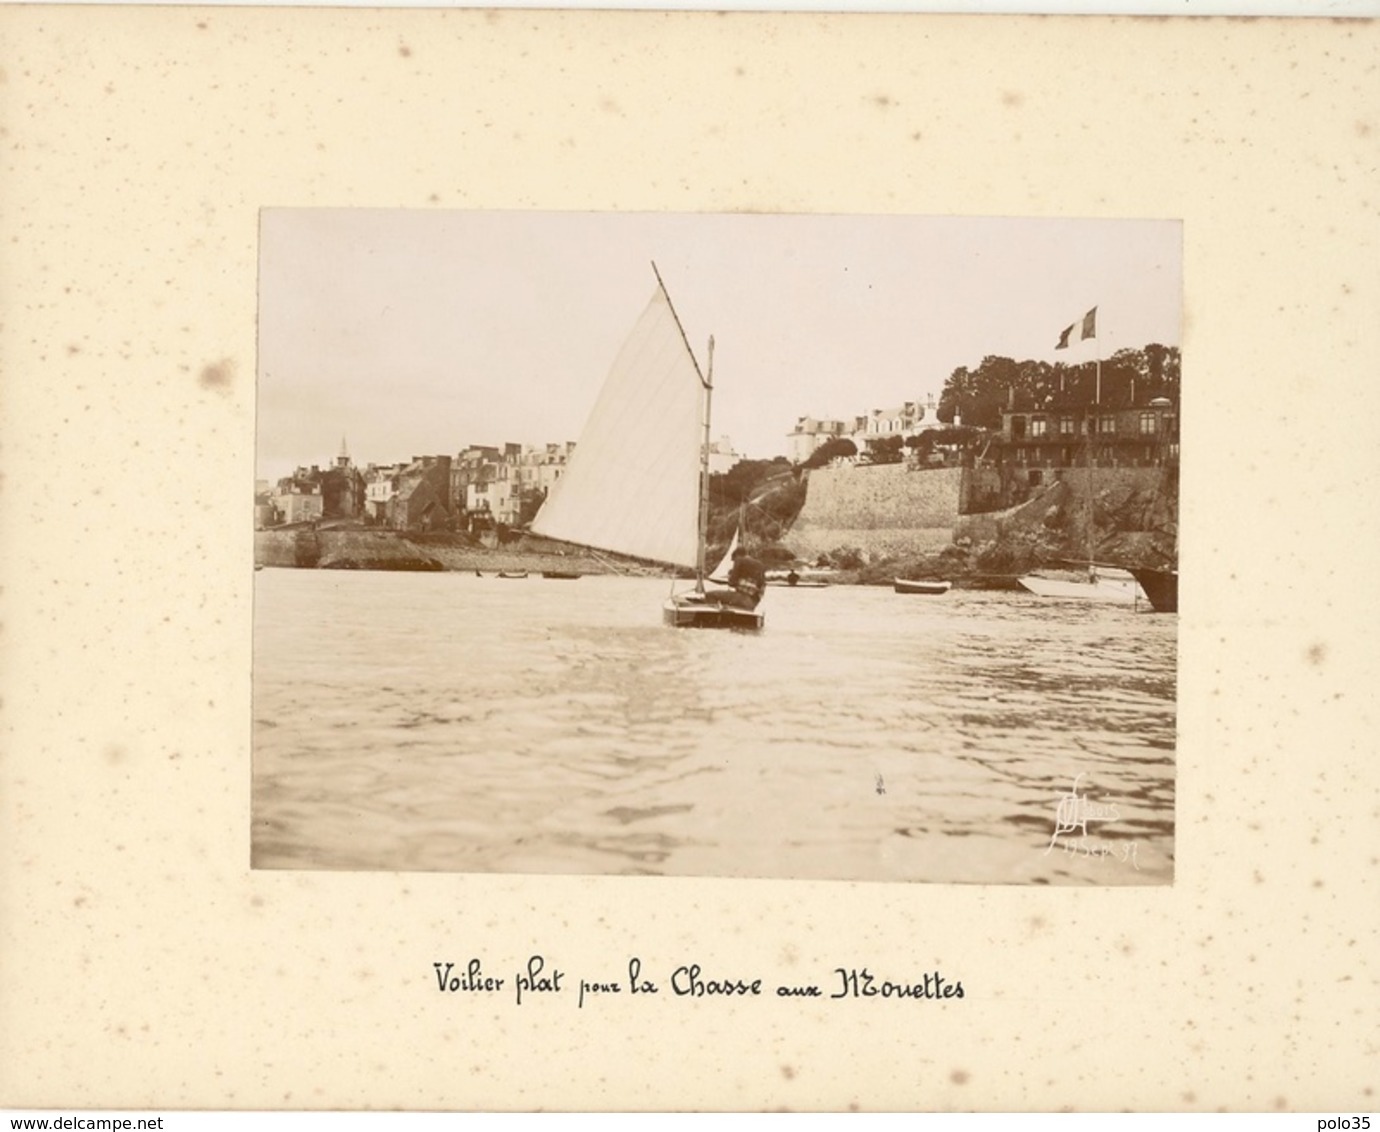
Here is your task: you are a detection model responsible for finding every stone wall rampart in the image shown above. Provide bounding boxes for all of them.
[786,464,963,559]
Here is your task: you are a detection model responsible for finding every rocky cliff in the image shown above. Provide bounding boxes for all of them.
[778,462,1176,585]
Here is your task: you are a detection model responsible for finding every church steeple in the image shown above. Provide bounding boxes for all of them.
[337,436,350,468]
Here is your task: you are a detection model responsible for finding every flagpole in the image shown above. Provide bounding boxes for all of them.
[1089,309,1099,582]
[1095,311,1102,406]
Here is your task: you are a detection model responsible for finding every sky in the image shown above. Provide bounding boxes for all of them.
[256,210,1181,483]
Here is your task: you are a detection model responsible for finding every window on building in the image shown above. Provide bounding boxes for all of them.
[1100,416,1116,434]
[1059,416,1075,435]
[1030,417,1048,437]
[1139,412,1157,435]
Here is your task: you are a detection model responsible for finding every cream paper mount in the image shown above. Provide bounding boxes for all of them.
[2,6,1378,1112]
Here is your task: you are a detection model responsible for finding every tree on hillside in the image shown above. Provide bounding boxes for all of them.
[801,437,858,469]
[939,345,1181,421]
[710,456,791,507]
[865,435,905,464]
[707,459,806,547]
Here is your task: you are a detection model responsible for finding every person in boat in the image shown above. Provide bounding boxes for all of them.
[707,547,766,610]
[786,569,800,587]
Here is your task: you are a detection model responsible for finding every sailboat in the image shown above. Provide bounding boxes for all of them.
[1017,439,1146,606]
[530,264,764,631]
[1018,565,1144,604]
[1018,315,1146,606]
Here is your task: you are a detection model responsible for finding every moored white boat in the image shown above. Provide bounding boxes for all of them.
[1017,567,1145,604]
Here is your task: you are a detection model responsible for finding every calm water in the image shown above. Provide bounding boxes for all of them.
[252,569,1176,885]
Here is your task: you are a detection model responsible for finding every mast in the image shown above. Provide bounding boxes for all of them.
[1089,309,1101,580]
[1086,417,1095,580]
[698,338,715,592]
[1092,304,1102,406]
[649,260,714,590]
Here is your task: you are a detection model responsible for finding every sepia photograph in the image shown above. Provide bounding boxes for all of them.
[253,209,1181,884]
[5,1,1376,1112]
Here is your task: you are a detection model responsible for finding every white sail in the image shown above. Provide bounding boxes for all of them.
[708,527,739,582]
[531,285,704,569]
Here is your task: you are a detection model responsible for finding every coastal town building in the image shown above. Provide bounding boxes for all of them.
[261,429,749,532]
[787,417,850,464]
[706,435,743,476]
[995,396,1178,480]
[512,441,575,495]
[261,440,367,528]
[364,463,405,523]
[787,395,953,464]
[467,463,515,524]
[451,444,501,513]
[851,397,951,442]
[454,443,521,527]
[390,455,453,531]
[360,455,454,530]
[271,477,324,526]
[319,461,366,521]
[254,480,274,530]
[959,395,1180,512]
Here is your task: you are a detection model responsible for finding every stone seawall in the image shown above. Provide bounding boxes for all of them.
[785,464,963,559]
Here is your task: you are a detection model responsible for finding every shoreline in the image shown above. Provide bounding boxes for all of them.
[254,523,1165,592]
[254,527,668,577]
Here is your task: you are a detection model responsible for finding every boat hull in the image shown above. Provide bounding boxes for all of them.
[893,579,952,595]
[1129,567,1178,613]
[662,596,764,631]
[1017,572,1144,604]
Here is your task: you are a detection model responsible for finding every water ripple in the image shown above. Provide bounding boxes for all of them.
[253,572,1175,884]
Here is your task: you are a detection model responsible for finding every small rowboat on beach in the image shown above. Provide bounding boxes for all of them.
[894,578,952,595]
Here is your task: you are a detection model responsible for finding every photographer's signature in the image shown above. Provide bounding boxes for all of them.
[1045,773,1139,869]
